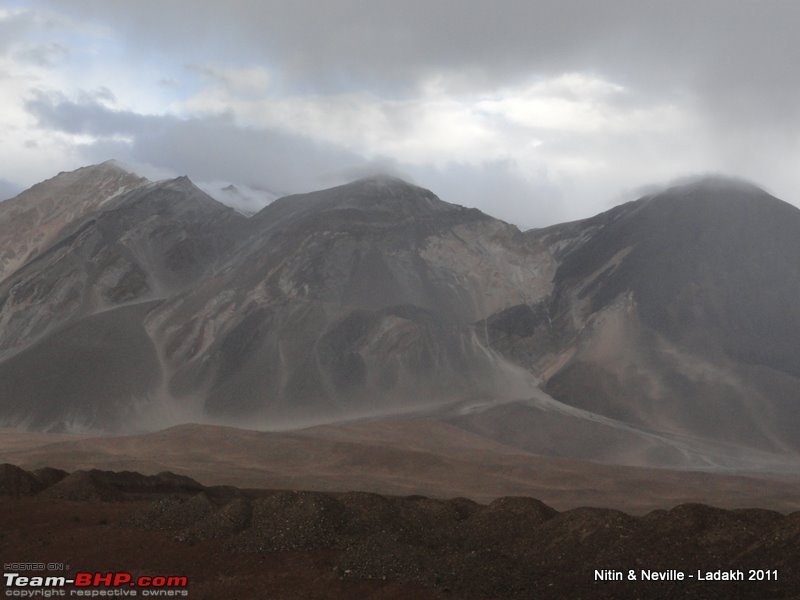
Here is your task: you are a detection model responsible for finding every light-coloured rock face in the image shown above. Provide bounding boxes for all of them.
[218,176,553,322]
[0,162,147,282]
[419,220,555,321]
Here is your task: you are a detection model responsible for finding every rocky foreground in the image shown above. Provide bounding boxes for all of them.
[2,464,799,599]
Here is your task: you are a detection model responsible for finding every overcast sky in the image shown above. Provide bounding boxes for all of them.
[1,1,799,226]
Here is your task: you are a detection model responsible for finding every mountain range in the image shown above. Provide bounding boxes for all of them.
[0,162,798,473]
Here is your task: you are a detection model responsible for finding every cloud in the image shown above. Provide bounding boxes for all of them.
[0,178,21,200]
[13,42,69,67]
[408,160,566,229]
[35,2,800,109]
[2,1,799,224]
[26,90,160,137]
[196,181,277,215]
[24,91,576,225]
[0,8,36,54]
[185,64,271,95]
[25,92,366,195]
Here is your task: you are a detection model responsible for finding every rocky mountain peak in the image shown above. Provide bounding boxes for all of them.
[47,160,146,189]
[252,175,467,233]
[641,175,788,217]
[120,172,244,225]
[330,175,455,215]
[156,175,196,191]
[0,162,149,281]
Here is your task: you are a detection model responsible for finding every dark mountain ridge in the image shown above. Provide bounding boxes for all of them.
[0,165,797,473]
[0,172,244,361]
[251,176,466,225]
[148,176,545,425]
[484,177,800,458]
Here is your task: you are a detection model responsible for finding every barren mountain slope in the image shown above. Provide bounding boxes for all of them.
[1,168,799,473]
[0,176,245,360]
[146,176,553,426]
[485,178,800,456]
[0,161,146,282]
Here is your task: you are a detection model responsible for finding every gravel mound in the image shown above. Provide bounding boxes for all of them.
[32,467,68,488]
[0,463,43,496]
[180,496,252,542]
[1,464,205,501]
[229,491,349,552]
[38,471,123,501]
[117,487,800,599]
[122,492,217,530]
[9,463,799,600]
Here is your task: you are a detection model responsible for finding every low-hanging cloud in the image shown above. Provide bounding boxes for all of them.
[24,92,572,225]
[26,92,363,195]
[0,179,21,201]
[2,1,799,225]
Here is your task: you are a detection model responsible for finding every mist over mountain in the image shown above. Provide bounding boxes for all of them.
[197,181,278,216]
[0,163,797,471]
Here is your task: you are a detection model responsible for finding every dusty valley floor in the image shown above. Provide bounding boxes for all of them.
[2,421,799,514]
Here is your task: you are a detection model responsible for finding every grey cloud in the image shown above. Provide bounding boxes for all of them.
[0,10,36,54]
[26,92,366,195]
[0,179,22,201]
[407,161,567,229]
[16,1,800,223]
[39,2,800,105]
[31,0,800,208]
[13,42,69,67]
[313,159,414,188]
[26,91,163,137]
[26,92,568,226]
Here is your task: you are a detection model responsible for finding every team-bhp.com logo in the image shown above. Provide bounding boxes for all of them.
[4,572,188,597]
